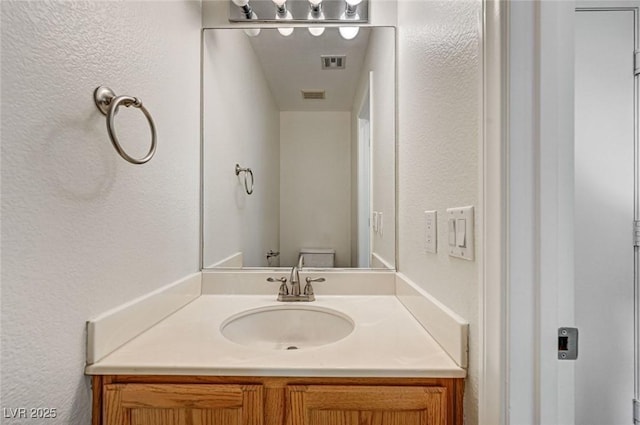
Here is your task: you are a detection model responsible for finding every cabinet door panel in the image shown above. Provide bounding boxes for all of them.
[129,408,187,425]
[287,385,446,425]
[104,384,262,425]
[307,410,425,425]
[307,410,360,425]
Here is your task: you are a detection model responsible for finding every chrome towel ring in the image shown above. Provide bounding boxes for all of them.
[94,86,157,165]
[235,164,254,195]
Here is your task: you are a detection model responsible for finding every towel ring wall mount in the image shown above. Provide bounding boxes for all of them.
[94,86,157,165]
[235,164,254,195]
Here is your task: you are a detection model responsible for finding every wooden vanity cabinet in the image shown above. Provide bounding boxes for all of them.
[92,376,463,425]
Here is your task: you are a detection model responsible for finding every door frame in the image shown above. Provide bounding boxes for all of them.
[479,0,509,424]
[357,73,373,268]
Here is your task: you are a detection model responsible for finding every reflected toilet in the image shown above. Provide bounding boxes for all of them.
[299,248,335,268]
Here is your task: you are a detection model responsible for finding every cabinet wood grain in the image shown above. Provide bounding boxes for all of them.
[92,375,463,425]
[287,385,446,425]
[103,383,262,425]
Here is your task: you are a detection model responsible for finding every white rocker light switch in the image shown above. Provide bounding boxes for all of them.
[446,206,474,261]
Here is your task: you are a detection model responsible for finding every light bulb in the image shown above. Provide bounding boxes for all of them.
[278,27,294,36]
[272,0,287,7]
[308,9,325,34]
[276,9,292,20]
[308,26,325,36]
[232,0,250,6]
[345,0,362,5]
[309,0,322,6]
[339,25,359,40]
[244,12,261,37]
[245,27,261,37]
[276,9,293,36]
[339,10,359,40]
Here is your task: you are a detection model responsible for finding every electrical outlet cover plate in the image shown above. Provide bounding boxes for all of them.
[446,206,474,260]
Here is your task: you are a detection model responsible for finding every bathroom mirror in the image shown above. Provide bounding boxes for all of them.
[202,26,395,269]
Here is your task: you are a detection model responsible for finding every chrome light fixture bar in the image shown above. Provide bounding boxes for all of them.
[228,0,368,23]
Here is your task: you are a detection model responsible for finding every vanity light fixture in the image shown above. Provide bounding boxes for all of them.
[244,19,261,37]
[307,0,325,36]
[309,0,322,14]
[244,10,261,37]
[228,0,373,25]
[228,0,368,25]
[273,0,294,36]
[344,0,362,16]
[337,0,361,40]
[338,24,359,40]
[338,0,361,39]
[231,0,255,19]
[230,0,261,36]
[273,0,288,16]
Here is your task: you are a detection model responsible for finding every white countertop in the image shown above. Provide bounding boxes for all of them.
[85,294,466,378]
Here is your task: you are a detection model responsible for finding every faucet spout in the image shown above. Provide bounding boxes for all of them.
[289,254,304,296]
[270,255,320,301]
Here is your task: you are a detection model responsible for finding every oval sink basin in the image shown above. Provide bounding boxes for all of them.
[220,305,355,350]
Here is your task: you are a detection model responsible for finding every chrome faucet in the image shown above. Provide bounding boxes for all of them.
[289,254,305,296]
[266,255,325,302]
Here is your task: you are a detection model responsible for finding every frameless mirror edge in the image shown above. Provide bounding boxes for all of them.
[199,26,397,272]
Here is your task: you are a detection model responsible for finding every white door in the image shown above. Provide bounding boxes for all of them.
[574,7,637,425]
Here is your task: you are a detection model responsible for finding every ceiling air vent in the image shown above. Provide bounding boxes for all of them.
[321,55,346,70]
[301,90,326,100]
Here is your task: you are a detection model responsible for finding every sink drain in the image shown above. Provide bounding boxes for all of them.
[286,346,299,350]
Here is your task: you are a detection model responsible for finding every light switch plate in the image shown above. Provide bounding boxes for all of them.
[446,206,474,260]
[424,210,437,253]
[373,212,378,233]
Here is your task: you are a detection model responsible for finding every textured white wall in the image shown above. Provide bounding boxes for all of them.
[352,27,396,268]
[397,1,481,423]
[1,1,201,422]
[280,112,351,267]
[202,29,280,268]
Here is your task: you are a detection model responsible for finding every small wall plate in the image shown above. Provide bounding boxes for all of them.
[424,210,437,254]
[446,206,474,261]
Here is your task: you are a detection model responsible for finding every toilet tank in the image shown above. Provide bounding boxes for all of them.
[300,248,335,268]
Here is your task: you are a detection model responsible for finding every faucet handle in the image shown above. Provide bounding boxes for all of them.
[267,277,289,296]
[303,277,325,296]
[305,277,325,284]
[267,277,287,283]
